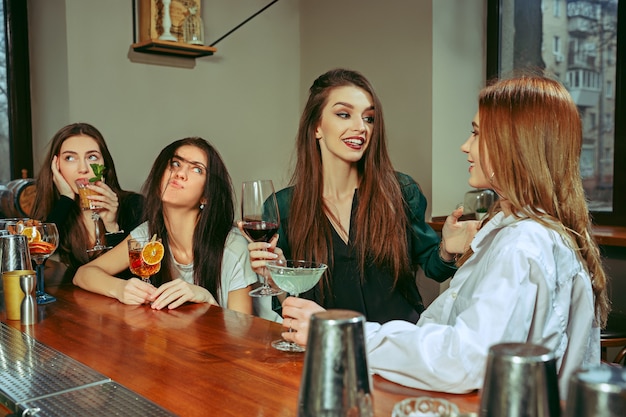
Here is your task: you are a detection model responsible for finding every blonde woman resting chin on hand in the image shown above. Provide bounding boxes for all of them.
[74,137,256,315]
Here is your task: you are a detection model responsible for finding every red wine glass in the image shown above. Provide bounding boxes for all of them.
[241,180,283,297]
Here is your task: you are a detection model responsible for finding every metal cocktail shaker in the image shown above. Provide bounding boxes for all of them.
[0,234,32,274]
[298,309,373,417]
[564,364,626,417]
[479,343,560,417]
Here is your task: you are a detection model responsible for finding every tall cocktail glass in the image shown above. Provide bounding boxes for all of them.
[76,178,111,253]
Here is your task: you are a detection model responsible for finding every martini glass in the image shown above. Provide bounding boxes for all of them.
[267,259,328,352]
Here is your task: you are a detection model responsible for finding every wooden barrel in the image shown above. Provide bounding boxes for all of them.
[0,178,37,218]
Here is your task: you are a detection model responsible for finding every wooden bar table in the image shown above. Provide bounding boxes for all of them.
[0,263,480,416]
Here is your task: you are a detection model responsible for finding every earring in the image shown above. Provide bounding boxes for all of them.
[199,203,205,210]
[489,172,495,184]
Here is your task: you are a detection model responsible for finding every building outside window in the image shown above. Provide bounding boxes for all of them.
[492,0,619,212]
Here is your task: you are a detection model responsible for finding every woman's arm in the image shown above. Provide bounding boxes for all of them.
[106,193,145,247]
[73,235,155,304]
[399,173,458,281]
[227,286,254,314]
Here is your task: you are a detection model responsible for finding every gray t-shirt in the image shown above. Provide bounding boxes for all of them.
[130,222,258,308]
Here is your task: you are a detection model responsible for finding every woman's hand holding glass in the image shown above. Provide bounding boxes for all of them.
[279,295,326,348]
[114,277,156,305]
[241,232,285,275]
[148,278,218,310]
[84,180,120,231]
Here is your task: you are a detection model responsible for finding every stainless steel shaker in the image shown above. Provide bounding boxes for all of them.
[479,343,560,417]
[20,273,37,325]
[0,234,32,274]
[564,364,626,417]
[298,309,373,417]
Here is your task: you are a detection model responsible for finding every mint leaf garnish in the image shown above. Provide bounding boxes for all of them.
[89,164,106,183]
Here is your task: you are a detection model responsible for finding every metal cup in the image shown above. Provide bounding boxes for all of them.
[0,234,32,275]
[298,309,373,417]
[20,273,37,325]
[479,343,560,417]
[564,364,626,417]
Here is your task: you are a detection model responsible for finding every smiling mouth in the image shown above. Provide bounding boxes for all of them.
[343,138,365,149]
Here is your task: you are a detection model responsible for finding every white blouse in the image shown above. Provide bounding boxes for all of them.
[365,212,599,398]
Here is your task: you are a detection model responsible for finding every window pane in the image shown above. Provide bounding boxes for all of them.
[496,0,617,212]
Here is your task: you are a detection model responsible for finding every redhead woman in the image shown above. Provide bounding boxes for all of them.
[281,74,608,398]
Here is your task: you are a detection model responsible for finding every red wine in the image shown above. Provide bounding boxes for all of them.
[242,221,278,242]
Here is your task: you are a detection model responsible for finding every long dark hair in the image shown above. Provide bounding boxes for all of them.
[289,69,411,292]
[141,137,235,300]
[32,123,128,267]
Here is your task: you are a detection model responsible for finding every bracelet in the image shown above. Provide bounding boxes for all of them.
[439,238,460,264]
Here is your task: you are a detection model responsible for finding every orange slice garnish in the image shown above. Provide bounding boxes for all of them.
[141,241,164,265]
[21,227,41,243]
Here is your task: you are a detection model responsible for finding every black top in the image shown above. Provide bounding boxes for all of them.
[274,172,456,324]
[46,192,144,274]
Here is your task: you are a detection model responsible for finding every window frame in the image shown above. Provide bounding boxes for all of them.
[486,0,626,226]
[4,0,33,180]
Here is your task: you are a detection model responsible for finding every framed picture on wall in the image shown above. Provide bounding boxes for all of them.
[486,0,625,226]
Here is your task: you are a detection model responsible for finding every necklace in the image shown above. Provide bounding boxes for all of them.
[323,200,350,244]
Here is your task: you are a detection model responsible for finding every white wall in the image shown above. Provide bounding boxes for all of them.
[28,0,485,219]
[432,0,486,217]
[29,0,301,195]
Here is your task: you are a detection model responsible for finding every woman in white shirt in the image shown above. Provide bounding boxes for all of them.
[279,74,610,397]
[74,137,256,315]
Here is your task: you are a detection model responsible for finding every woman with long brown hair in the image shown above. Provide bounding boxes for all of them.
[32,123,144,272]
[282,74,608,397]
[74,137,256,314]
[245,68,473,324]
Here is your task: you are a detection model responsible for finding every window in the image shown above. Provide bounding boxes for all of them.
[0,0,33,182]
[553,35,561,53]
[554,0,562,17]
[487,0,625,226]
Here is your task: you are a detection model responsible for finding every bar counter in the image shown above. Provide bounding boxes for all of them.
[429,219,626,247]
[0,263,480,416]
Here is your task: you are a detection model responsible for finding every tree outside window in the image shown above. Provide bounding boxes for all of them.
[488,0,622,220]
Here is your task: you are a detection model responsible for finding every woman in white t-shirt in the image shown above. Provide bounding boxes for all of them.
[74,137,256,314]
